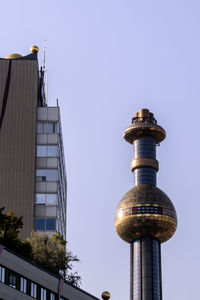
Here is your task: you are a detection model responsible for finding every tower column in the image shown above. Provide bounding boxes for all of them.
[130,243,133,300]
[131,237,162,300]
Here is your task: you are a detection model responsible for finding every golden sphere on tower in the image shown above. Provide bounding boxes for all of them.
[101,291,110,300]
[115,184,177,243]
[30,45,39,53]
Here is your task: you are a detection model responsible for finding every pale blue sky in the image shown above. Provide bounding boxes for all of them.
[1,1,200,299]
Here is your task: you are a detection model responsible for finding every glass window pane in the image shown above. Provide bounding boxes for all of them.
[0,266,5,283]
[20,277,27,293]
[35,219,45,230]
[36,170,58,182]
[43,123,48,133]
[52,123,56,133]
[31,282,37,298]
[36,170,46,177]
[50,293,55,300]
[37,146,47,157]
[46,194,57,205]
[9,272,17,288]
[37,122,57,134]
[47,146,58,157]
[41,288,47,300]
[35,194,45,204]
[46,170,58,181]
[45,123,52,133]
[46,219,56,230]
[36,170,46,182]
[37,123,43,133]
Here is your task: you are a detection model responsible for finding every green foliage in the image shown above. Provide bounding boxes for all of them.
[27,231,81,286]
[66,271,81,287]
[0,207,32,258]
[0,207,23,239]
[0,208,81,286]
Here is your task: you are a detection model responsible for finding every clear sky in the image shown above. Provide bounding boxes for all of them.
[1,1,200,299]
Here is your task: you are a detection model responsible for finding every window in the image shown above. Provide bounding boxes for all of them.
[48,146,58,157]
[34,219,45,230]
[20,277,27,293]
[9,272,17,288]
[37,146,47,157]
[41,287,47,300]
[36,169,58,182]
[46,194,57,205]
[50,293,55,300]
[34,218,56,231]
[31,282,37,298]
[37,146,58,157]
[0,266,5,283]
[35,194,57,205]
[46,219,56,230]
[35,194,46,204]
[37,122,57,134]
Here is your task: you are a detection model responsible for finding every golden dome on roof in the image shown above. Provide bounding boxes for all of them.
[5,53,22,59]
[30,45,39,53]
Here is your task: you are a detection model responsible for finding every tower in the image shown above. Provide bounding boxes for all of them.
[115,109,177,300]
[0,47,66,239]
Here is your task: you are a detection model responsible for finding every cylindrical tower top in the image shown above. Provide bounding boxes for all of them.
[123,108,166,144]
[115,108,177,244]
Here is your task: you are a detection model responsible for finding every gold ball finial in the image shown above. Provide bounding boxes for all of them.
[30,45,39,54]
[101,291,110,300]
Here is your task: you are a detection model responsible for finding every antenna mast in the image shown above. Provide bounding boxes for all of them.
[42,40,48,106]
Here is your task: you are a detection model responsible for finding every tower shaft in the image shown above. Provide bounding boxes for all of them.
[133,138,157,185]
[130,237,162,300]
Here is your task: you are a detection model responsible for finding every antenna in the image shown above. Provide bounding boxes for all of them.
[42,40,48,106]
[43,40,47,71]
[46,68,48,106]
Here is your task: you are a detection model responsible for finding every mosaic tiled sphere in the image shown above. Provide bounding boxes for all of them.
[115,184,177,243]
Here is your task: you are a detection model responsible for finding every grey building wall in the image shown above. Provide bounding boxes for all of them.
[35,107,67,239]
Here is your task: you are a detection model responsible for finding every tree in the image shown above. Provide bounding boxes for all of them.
[0,208,23,240]
[27,232,81,287]
[0,208,81,286]
[0,207,32,258]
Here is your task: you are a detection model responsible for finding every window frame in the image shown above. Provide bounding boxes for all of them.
[35,193,57,206]
[0,266,5,283]
[36,169,58,182]
[31,281,37,298]
[20,276,27,293]
[37,122,58,134]
[34,218,56,231]
[8,271,18,289]
[37,146,58,157]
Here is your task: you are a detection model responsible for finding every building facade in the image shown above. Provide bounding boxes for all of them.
[115,109,177,300]
[0,48,66,239]
[0,245,99,300]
